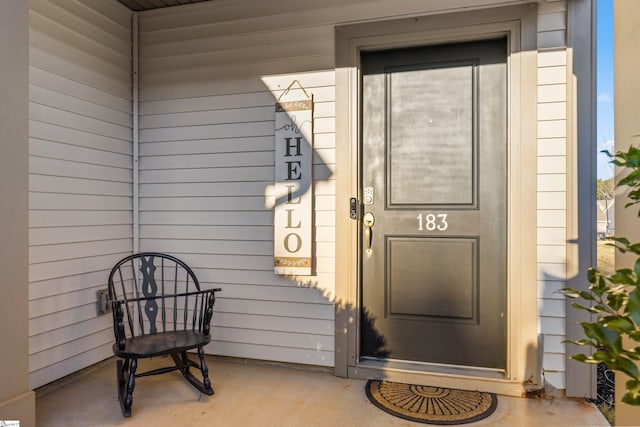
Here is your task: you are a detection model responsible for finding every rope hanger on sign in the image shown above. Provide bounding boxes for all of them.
[277,80,311,101]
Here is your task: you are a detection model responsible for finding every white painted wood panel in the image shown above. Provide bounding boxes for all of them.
[537,174,567,192]
[30,286,110,319]
[538,84,567,103]
[537,138,567,156]
[208,341,333,367]
[30,157,130,183]
[537,192,567,210]
[542,352,566,372]
[29,303,100,337]
[29,175,132,196]
[30,11,129,70]
[537,210,566,228]
[543,334,566,354]
[30,103,131,141]
[30,270,111,299]
[537,156,567,174]
[28,0,132,389]
[30,30,130,83]
[538,66,567,85]
[537,120,567,139]
[537,263,567,281]
[30,123,131,156]
[541,316,566,335]
[537,245,567,264]
[536,30,568,391]
[43,0,131,39]
[29,252,132,283]
[30,84,131,127]
[537,280,566,300]
[537,50,567,67]
[214,312,333,335]
[141,71,335,101]
[29,328,113,372]
[215,298,333,320]
[29,345,113,389]
[538,31,566,50]
[537,12,567,33]
[213,328,334,352]
[30,67,131,113]
[30,239,132,264]
[29,193,132,211]
[537,102,566,121]
[30,45,130,100]
[537,228,567,245]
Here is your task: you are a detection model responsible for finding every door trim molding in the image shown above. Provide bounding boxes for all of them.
[334,5,539,396]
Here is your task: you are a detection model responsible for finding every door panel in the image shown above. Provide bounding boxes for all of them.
[360,38,507,370]
[388,61,475,206]
[388,237,477,319]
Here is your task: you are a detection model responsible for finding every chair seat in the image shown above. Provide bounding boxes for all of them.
[114,330,210,358]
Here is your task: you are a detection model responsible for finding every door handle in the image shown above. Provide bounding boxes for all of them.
[363,212,375,257]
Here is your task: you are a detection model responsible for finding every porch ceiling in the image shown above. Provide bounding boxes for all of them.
[117,0,211,11]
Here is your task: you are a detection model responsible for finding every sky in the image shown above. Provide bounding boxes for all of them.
[597,0,614,179]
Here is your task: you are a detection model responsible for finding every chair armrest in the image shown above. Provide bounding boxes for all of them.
[119,289,221,304]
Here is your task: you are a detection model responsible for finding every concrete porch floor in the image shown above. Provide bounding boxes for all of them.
[36,356,609,427]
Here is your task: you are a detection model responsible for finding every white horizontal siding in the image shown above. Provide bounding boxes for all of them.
[28,0,133,388]
[137,0,358,368]
[536,2,568,392]
[537,1,567,49]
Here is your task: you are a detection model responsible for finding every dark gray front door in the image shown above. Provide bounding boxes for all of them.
[360,38,507,370]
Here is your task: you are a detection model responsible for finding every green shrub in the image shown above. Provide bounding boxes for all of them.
[564,146,640,405]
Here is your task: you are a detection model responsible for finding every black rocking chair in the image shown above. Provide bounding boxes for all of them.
[108,252,221,417]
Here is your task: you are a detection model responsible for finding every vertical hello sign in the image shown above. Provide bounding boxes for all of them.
[274,81,313,275]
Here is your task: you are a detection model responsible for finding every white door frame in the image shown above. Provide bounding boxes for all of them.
[334,4,540,396]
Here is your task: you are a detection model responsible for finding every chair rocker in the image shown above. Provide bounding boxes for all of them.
[108,252,221,417]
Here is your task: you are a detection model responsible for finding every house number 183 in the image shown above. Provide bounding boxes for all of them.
[417,213,448,231]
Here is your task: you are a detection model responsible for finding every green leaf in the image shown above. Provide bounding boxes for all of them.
[592,350,612,362]
[581,322,621,352]
[571,302,596,313]
[604,316,636,333]
[617,357,640,380]
[570,354,589,363]
[629,289,640,326]
[623,380,640,406]
[561,288,580,299]
[610,236,631,246]
[607,293,627,311]
[563,339,597,348]
[571,354,599,365]
[578,290,596,301]
[610,270,636,285]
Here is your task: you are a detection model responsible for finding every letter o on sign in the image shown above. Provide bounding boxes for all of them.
[284,233,302,253]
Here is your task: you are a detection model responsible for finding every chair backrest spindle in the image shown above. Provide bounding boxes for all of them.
[108,253,212,341]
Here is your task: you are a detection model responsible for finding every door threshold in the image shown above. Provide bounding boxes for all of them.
[359,357,506,380]
[349,359,529,397]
